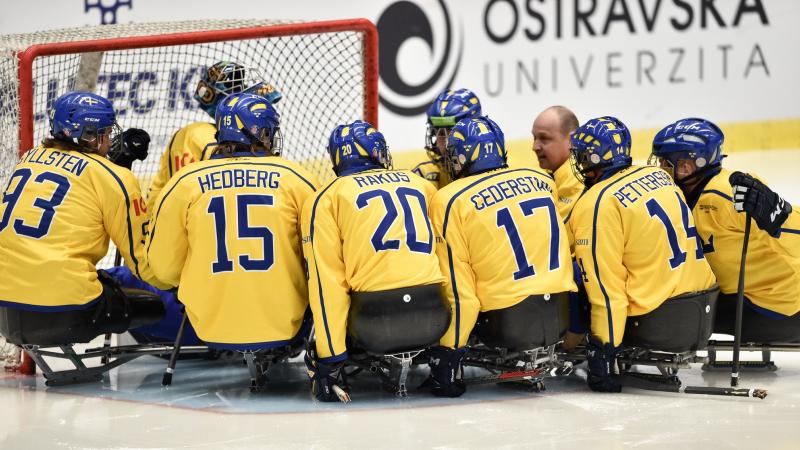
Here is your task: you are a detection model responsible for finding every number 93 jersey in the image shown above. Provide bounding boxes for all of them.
[301,169,444,361]
[0,146,166,310]
[146,156,320,347]
[430,168,577,349]
[568,165,717,347]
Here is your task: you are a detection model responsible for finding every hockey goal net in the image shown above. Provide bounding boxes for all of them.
[0,19,378,374]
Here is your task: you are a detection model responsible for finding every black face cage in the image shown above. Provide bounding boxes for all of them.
[81,123,121,152]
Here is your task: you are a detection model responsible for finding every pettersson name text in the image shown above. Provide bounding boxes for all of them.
[613,171,674,207]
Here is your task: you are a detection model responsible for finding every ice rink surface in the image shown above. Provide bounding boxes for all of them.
[1,345,799,449]
[1,149,799,449]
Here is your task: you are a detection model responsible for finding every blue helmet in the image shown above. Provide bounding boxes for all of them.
[328,120,391,176]
[445,116,507,180]
[215,93,282,154]
[650,118,724,186]
[50,91,118,148]
[569,116,632,186]
[195,61,248,117]
[425,88,482,161]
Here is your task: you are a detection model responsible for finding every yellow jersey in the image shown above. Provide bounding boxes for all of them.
[412,160,451,190]
[430,168,577,349]
[0,146,166,311]
[689,168,800,316]
[145,121,216,213]
[551,162,585,222]
[568,165,716,346]
[146,154,320,347]
[301,169,444,361]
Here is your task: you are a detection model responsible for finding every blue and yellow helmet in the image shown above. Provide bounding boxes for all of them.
[194,61,248,118]
[569,116,632,186]
[425,88,482,161]
[215,93,281,154]
[50,91,118,148]
[650,117,724,185]
[445,115,507,180]
[328,120,391,176]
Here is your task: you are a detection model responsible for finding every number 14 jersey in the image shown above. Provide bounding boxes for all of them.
[568,165,716,347]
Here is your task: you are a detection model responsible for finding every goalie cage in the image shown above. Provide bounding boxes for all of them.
[0,18,378,376]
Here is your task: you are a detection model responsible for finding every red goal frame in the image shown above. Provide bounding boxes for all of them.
[15,18,379,157]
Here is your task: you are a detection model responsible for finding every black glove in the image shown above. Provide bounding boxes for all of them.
[108,128,151,169]
[426,346,466,398]
[304,350,350,403]
[586,337,622,393]
[730,171,792,237]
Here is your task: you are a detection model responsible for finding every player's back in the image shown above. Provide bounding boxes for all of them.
[432,167,576,311]
[0,146,145,309]
[145,121,216,212]
[694,168,800,316]
[571,165,716,315]
[147,155,319,346]
[308,168,443,292]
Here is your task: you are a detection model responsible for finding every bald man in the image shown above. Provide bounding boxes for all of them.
[532,106,586,350]
[531,106,583,220]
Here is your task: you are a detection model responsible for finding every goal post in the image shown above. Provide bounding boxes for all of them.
[0,18,378,375]
[3,18,378,187]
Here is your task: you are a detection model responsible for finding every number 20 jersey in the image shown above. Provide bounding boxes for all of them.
[568,165,716,346]
[146,155,320,346]
[301,169,444,361]
[430,168,577,349]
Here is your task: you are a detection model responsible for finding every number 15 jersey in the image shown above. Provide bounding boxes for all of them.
[147,155,320,347]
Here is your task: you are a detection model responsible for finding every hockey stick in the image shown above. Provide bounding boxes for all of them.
[162,311,188,386]
[731,213,752,387]
[620,374,766,399]
[463,368,544,386]
[100,250,124,364]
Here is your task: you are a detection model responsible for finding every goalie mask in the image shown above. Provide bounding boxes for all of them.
[425,88,482,164]
[215,93,282,154]
[49,91,120,152]
[570,116,632,187]
[328,120,391,176]
[444,116,507,180]
[650,118,724,187]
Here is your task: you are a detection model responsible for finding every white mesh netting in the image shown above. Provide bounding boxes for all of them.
[0,19,374,271]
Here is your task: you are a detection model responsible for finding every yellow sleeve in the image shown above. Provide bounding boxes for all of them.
[96,162,170,290]
[572,205,628,347]
[771,208,800,258]
[144,137,175,214]
[431,194,480,349]
[301,190,351,362]
[145,177,189,288]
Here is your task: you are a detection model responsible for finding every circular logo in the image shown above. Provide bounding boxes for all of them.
[377,0,463,116]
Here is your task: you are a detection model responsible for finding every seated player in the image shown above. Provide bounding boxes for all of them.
[302,120,447,402]
[145,61,281,212]
[0,91,167,344]
[651,118,800,342]
[568,117,717,392]
[412,88,482,189]
[427,116,577,397]
[146,93,320,352]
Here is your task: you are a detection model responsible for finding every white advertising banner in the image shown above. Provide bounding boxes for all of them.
[1,0,797,155]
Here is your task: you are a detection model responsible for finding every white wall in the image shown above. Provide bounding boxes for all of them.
[1,0,797,151]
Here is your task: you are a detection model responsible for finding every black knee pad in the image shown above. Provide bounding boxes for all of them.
[623,285,719,353]
[348,284,450,354]
[475,292,569,351]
